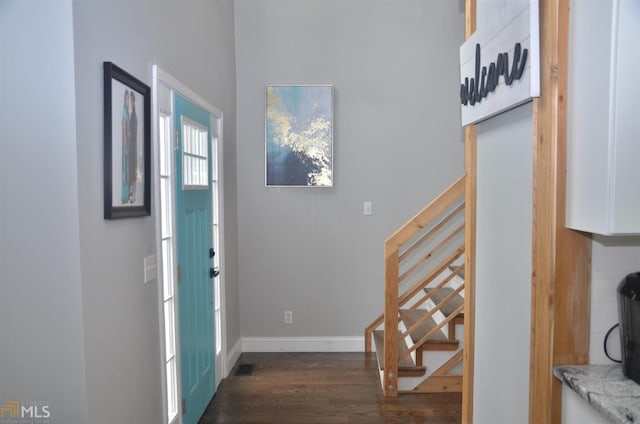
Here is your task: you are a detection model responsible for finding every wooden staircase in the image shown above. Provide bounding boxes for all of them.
[365,176,466,396]
[372,330,426,377]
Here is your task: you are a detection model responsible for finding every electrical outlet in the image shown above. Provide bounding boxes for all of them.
[284,310,293,324]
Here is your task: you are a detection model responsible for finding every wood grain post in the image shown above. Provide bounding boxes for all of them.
[530,0,592,421]
[462,0,476,421]
[383,244,399,397]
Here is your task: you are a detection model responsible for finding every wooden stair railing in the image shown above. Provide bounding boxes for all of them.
[408,264,465,312]
[365,175,465,397]
[401,284,465,341]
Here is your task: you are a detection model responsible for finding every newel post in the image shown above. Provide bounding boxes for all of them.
[383,242,399,397]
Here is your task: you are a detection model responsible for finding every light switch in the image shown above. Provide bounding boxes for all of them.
[363,201,373,216]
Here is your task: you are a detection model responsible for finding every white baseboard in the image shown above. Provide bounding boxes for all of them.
[241,336,365,352]
[225,337,242,377]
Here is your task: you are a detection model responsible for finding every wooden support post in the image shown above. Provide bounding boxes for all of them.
[383,246,399,397]
[462,0,477,421]
[530,0,592,421]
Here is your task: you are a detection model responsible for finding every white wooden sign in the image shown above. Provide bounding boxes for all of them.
[459,0,540,126]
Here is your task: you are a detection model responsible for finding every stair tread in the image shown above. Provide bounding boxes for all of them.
[372,330,422,370]
[424,287,464,317]
[399,309,449,343]
[449,265,465,279]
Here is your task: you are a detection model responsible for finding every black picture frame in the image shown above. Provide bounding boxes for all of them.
[103,61,151,219]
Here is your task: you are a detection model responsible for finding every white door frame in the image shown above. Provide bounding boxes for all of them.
[152,65,228,424]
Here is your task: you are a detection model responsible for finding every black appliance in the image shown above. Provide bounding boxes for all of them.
[618,272,640,384]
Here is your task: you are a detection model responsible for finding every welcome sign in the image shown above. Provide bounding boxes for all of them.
[460,0,540,126]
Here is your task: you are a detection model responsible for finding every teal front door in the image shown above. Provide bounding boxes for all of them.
[174,92,215,424]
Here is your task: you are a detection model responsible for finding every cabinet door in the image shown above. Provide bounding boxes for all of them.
[610,0,640,234]
[566,0,640,235]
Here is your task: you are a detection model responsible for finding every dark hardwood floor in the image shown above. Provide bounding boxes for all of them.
[199,352,462,423]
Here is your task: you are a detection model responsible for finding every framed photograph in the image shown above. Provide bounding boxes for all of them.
[103,61,151,219]
[265,85,333,187]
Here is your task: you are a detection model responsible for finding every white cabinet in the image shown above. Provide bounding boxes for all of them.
[566,0,640,235]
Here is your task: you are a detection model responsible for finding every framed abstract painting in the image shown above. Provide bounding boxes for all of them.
[265,85,333,187]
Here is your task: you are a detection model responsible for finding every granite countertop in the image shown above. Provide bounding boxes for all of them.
[554,364,640,423]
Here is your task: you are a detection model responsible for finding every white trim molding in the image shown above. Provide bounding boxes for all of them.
[225,338,242,377]
[241,336,364,353]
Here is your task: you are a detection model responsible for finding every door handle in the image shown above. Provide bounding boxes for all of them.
[209,267,220,278]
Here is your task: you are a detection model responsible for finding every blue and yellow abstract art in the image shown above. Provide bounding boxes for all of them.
[266,85,333,187]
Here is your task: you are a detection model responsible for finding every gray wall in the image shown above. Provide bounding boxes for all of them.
[234,0,465,339]
[72,0,238,422]
[474,102,533,423]
[0,1,89,422]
